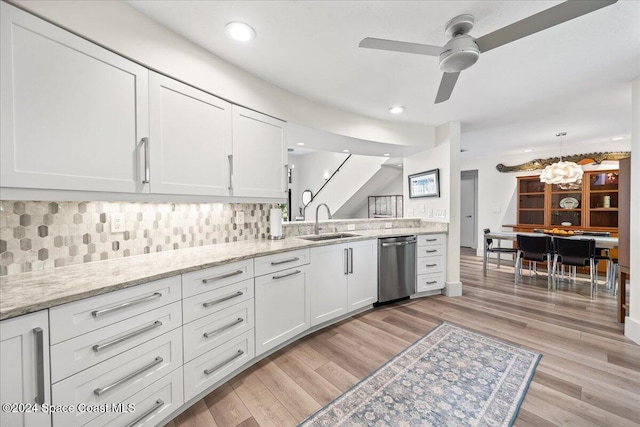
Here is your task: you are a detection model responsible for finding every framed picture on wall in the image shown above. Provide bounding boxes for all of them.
[408,168,440,198]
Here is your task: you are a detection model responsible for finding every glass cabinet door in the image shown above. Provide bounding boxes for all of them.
[587,171,619,228]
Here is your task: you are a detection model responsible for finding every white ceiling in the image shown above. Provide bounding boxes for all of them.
[129,1,640,156]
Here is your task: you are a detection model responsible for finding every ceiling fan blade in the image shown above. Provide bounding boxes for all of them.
[434,72,460,104]
[359,37,442,57]
[475,0,617,53]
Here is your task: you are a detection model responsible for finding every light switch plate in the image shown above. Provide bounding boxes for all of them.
[384,223,392,229]
[347,224,356,231]
[110,213,125,233]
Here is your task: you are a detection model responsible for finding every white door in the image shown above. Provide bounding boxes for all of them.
[460,173,477,248]
[231,106,287,198]
[347,239,378,311]
[309,244,348,326]
[255,267,309,355]
[0,311,51,427]
[149,72,232,196]
[0,2,149,193]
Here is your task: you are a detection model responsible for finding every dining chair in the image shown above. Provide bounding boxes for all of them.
[515,234,553,288]
[552,238,598,298]
[581,232,612,288]
[483,229,518,276]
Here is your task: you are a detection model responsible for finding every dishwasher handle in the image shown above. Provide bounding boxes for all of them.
[381,241,416,247]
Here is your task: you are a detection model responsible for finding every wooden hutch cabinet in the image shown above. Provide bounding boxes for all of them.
[515,169,620,232]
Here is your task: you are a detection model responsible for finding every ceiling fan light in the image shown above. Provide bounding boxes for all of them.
[439,35,479,72]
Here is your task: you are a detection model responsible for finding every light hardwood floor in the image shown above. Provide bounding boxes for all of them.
[166,248,639,427]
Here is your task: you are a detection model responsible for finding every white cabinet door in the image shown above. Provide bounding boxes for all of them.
[149,72,232,196]
[231,105,287,198]
[0,311,51,427]
[309,244,348,327]
[0,2,149,193]
[347,239,378,312]
[255,266,309,355]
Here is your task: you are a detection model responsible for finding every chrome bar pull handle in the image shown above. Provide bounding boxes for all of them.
[270,257,299,266]
[425,249,438,253]
[425,238,438,242]
[142,137,150,184]
[228,154,233,191]
[344,248,348,275]
[125,399,164,427]
[204,350,244,376]
[94,356,163,396]
[381,241,416,247]
[426,263,437,267]
[284,164,288,193]
[426,280,438,285]
[203,291,243,308]
[272,270,301,280]
[92,292,162,318]
[203,318,244,338]
[33,327,45,405]
[202,269,243,284]
[349,248,354,273]
[92,321,162,353]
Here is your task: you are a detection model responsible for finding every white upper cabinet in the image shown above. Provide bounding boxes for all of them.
[231,105,287,199]
[0,2,149,193]
[149,72,232,196]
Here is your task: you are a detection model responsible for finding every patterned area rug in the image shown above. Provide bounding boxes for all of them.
[299,322,541,427]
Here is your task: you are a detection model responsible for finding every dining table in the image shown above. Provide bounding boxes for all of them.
[483,231,619,277]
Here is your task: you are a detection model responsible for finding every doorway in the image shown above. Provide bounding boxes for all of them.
[460,170,478,249]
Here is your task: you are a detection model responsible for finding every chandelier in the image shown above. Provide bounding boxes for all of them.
[539,132,583,190]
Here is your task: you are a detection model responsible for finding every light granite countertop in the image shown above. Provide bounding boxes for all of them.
[0,227,447,320]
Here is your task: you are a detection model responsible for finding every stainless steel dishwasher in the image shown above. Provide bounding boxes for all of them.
[378,235,416,303]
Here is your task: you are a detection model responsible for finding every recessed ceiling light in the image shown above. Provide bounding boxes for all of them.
[611,136,625,141]
[524,149,534,153]
[388,106,405,114]
[383,153,390,157]
[343,149,350,153]
[225,22,256,42]
[397,164,403,167]
[297,142,305,146]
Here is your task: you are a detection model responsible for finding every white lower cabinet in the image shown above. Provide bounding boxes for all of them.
[183,330,254,401]
[416,234,447,293]
[309,239,377,327]
[0,310,51,427]
[309,244,349,326]
[83,367,184,427]
[183,300,254,363]
[51,328,182,426]
[255,266,310,355]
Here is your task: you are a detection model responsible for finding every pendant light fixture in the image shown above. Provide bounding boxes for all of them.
[539,132,583,190]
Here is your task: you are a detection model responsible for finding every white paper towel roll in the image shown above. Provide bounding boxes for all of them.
[270,208,283,238]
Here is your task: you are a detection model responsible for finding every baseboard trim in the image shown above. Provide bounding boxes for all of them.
[624,315,640,344]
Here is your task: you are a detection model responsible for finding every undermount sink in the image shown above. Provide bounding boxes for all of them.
[300,233,360,241]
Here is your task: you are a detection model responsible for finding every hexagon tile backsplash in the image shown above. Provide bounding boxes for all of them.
[0,201,276,276]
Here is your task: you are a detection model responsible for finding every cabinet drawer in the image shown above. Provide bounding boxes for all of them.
[418,234,446,246]
[52,328,182,426]
[83,367,184,427]
[417,272,446,292]
[50,301,181,383]
[49,276,181,344]
[183,299,254,362]
[184,330,254,402]
[417,244,445,257]
[183,279,254,324]
[254,249,309,277]
[182,260,253,298]
[417,255,445,275]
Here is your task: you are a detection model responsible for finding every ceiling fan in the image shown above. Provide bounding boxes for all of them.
[359,0,617,104]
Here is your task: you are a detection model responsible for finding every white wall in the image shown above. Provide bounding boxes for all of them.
[404,122,461,295]
[626,77,640,344]
[460,141,632,258]
[15,0,435,147]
